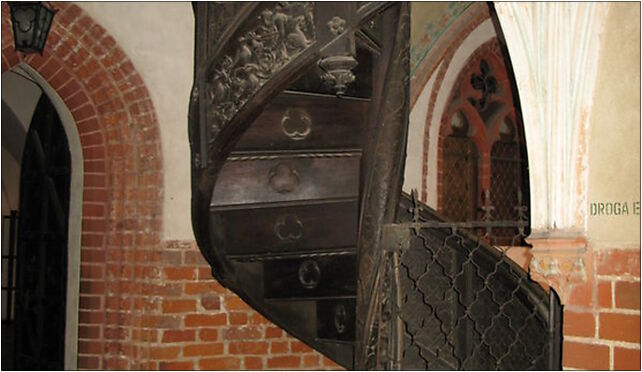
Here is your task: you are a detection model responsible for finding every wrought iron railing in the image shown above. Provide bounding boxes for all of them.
[364,192,562,370]
[444,188,531,247]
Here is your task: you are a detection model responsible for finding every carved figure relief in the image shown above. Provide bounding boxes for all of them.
[206,2,315,145]
[281,107,312,140]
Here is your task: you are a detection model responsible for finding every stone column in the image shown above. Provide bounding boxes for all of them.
[494,2,610,298]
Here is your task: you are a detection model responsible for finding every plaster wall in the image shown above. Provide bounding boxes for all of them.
[1,71,41,129]
[403,61,440,197]
[78,2,195,240]
[410,3,451,47]
[587,3,641,249]
[409,2,470,74]
[1,72,41,214]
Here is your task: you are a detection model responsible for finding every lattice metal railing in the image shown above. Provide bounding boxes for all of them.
[365,192,561,370]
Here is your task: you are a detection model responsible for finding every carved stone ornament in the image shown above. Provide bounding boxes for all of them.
[318,55,358,96]
[327,16,347,35]
[281,107,312,140]
[206,2,315,142]
[468,59,497,112]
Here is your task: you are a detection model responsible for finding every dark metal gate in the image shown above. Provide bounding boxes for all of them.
[362,192,562,370]
[14,94,71,370]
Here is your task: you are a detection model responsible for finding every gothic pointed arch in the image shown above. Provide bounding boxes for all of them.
[436,37,530,245]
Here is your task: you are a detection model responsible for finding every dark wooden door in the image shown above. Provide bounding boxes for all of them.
[14,94,71,370]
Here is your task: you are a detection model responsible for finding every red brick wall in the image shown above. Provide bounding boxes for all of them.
[561,248,641,370]
[133,241,341,370]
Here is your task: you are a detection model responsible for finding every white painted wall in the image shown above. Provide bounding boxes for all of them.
[2,71,41,131]
[78,2,195,240]
[586,3,640,249]
[1,71,42,213]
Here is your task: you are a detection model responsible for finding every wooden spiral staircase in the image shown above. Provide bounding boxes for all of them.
[188,3,561,369]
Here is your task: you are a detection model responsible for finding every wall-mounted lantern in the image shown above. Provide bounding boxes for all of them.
[8,2,57,55]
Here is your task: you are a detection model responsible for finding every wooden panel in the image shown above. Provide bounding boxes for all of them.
[211,152,360,207]
[264,255,357,299]
[234,92,367,151]
[216,201,358,256]
[317,298,356,342]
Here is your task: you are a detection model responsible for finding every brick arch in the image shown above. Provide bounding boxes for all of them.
[1,2,162,369]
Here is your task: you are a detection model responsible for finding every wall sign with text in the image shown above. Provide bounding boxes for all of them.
[590,201,641,216]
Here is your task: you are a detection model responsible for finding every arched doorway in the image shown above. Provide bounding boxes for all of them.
[1,65,83,369]
[12,93,71,369]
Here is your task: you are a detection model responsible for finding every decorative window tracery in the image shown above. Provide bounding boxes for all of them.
[438,38,530,245]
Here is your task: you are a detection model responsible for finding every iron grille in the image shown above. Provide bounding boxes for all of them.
[490,141,522,245]
[442,136,479,222]
[364,192,562,370]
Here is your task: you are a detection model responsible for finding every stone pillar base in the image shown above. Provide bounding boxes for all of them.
[527,235,590,304]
